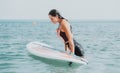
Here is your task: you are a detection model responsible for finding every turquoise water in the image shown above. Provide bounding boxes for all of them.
[0,20,120,73]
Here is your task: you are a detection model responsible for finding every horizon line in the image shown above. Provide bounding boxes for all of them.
[0,19,120,22]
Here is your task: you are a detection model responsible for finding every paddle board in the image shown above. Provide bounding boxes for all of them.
[26,41,87,65]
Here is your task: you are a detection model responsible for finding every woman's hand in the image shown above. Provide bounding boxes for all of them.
[56,28,60,36]
[65,44,68,51]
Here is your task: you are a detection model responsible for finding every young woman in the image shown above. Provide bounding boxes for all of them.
[48,9,85,60]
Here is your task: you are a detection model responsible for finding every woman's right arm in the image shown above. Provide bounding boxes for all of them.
[56,28,68,51]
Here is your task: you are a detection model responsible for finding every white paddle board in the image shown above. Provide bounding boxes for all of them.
[26,41,87,65]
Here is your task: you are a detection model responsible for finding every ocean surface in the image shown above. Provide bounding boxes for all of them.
[0,20,120,73]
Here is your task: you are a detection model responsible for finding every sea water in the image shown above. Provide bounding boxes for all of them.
[0,20,120,73]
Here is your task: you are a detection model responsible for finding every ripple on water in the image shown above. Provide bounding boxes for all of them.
[1,22,120,73]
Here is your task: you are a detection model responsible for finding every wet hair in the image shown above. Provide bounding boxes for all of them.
[48,9,64,19]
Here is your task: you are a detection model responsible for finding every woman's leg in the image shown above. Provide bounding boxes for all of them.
[74,40,84,57]
[67,40,84,57]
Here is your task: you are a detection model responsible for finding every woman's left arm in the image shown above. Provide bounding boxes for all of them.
[61,20,75,54]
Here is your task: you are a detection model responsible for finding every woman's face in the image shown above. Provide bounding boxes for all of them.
[49,15,59,24]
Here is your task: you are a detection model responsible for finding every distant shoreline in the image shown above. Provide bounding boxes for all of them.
[0,19,120,23]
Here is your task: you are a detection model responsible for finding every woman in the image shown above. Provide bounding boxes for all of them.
[48,9,85,61]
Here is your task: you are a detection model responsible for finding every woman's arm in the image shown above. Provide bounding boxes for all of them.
[56,28,69,51]
[56,28,64,43]
[61,20,75,54]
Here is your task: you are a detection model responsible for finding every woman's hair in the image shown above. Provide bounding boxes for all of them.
[48,9,64,19]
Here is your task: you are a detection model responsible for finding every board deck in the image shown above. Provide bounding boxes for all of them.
[26,42,87,65]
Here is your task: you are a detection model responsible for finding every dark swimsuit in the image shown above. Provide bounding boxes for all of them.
[60,25,84,57]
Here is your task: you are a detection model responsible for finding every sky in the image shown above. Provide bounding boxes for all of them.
[0,0,120,20]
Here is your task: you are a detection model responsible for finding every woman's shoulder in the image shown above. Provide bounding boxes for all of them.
[61,19,69,26]
[61,19,70,30]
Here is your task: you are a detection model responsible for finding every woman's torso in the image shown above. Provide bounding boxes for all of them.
[58,19,73,42]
